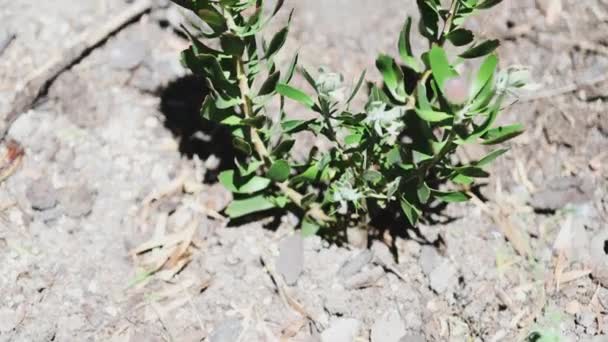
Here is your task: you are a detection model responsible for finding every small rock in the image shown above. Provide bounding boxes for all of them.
[346,227,367,247]
[324,291,351,316]
[399,334,426,342]
[26,178,58,211]
[371,240,395,267]
[276,235,304,285]
[109,39,148,70]
[209,318,242,342]
[370,310,407,342]
[576,308,597,334]
[320,318,361,342]
[58,185,96,218]
[529,177,593,211]
[429,261,458,294]
[338,250,373,278]
[419,246,440,277]
[590,230,608,287]
[343,266,385,290]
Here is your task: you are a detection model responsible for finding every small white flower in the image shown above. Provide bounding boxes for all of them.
[364,102,405,143]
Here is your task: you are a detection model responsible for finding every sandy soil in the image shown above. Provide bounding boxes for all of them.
[0,0,607,341]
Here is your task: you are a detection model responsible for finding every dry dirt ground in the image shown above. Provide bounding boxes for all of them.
[0,0,607,341]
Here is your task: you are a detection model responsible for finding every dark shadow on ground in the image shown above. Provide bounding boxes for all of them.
[159,74,237,183]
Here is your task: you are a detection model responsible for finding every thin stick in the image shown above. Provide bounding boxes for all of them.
[0,0,153,141]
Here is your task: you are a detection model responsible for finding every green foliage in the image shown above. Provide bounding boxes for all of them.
[172,0,525,234]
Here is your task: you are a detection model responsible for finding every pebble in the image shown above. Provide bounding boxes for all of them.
[370,310,407,342]
[26,178,58,211]
[529,177,593,210]
[58,185,96,218]
[209,318,242,342]
[590,230,608,287]
[419,246,440,277]
[109,39,148,70]
[320,318,361,342]
[429,261,458,294]
[343,266,385,290]
[276,234,304,285]
[338,250,373,278]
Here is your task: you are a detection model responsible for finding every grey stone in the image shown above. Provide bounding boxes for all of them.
[209,318,242,342]
[529,177,594,210]
[109,39,148,70]
[320,318,361,342]
[419,246,440,277]
[338,250,373,278]
[343,266,385,289]
[276,235,304,285]
[58,185,96,218]
[370,310,407,342]
[26,178,58,211]
[371,240,395,266]
[429,261,458,294]
[399,334,426,342]
[324,291,351,316]
[591,230,608,287]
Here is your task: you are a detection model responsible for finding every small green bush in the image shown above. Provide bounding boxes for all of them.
[171,0,526,236]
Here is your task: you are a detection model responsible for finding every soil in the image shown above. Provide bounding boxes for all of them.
[1,0,607,341]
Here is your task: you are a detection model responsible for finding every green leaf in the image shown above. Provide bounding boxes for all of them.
[477,0,503,9]
[232,136,252,155]
[482,124,525,144]
[259,71,281,96]
[414,108,452,122]
[281,119,315,133]
[429,45,457,90]
[363,170,383,184]
[267,160,291,182]
[225,195,276,218]
[417,0,439,40]
[220,33,244,56]
[272,139,295,157]
[301,219,321,237]
[276,83,315,108]
[474,148,508,167]
[284,53,299,83]
[454,166,490,178]
[447,28,474,46]
[459,39,500,59]
[432,190,470,203]
[218,170,271,194]
[198,6,227,34]
[241,116,267,129]
[347,70,367,104]
[451,174,474,186]
[400,197,420,226]
[344,133,363,146]
[264,26,289,59]
[417,182,431,204]
[470,54,498,99]
[236,159,264,177]
[398,17,421,71]
[376,55,405,99]
[300,67,318,92]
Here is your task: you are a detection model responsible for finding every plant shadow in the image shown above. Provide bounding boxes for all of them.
[159,74,237,183]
